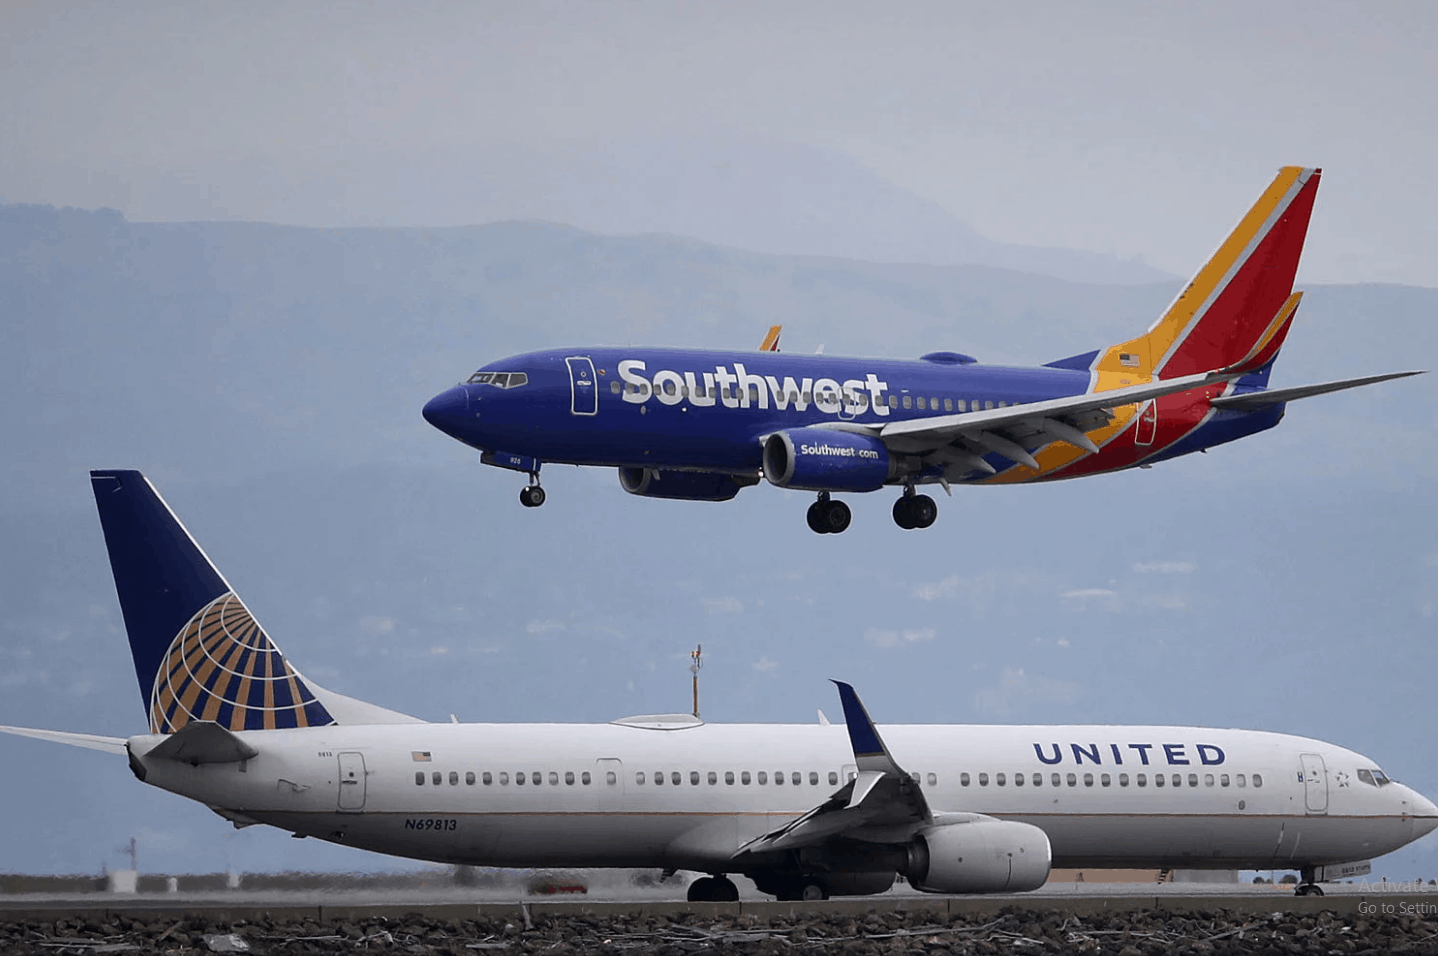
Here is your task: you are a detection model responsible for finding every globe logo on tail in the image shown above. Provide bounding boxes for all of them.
[149,592,334,734]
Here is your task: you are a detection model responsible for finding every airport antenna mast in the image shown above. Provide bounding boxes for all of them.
[691,644,702,719]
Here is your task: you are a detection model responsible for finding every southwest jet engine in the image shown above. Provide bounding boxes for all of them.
[762,428,898,492]
[618,467,751,501]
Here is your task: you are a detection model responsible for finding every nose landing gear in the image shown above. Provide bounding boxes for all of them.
[519,469,545,508]
[892,489,937,529]
[806,492,852,534]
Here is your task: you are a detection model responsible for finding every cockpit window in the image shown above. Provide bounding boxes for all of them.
[1358,768,1391,787]
[466,371,528,388]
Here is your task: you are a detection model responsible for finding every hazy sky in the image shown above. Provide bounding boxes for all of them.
[4,0,1437,285]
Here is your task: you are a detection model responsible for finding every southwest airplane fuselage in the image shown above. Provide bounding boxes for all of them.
[423,167,1422,533]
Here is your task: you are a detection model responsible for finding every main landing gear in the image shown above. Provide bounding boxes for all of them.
[1294,866,1325,896]
[892,489,937,530]
[519,471,545,508]
[806,492,851,534]
[686,874,740,902]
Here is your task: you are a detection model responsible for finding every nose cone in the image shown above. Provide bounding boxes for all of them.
[422,385,471,438]
[1410,787,1438,839]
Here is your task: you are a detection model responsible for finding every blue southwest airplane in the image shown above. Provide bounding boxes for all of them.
[423,167,1422,534]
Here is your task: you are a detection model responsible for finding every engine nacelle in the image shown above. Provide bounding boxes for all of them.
[618,467,747,502]
[761,428,894,492]
[907,820,1052,894]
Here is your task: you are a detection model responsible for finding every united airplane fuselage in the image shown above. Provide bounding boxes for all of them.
[130,719,1429,874]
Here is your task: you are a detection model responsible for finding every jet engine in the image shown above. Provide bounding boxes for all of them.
[906,820,1052,894]
[761,428,895,492]
[617,467,748,501]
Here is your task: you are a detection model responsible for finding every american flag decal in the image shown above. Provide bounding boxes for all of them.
[1119,353,1141,368]
[412,751,432,762]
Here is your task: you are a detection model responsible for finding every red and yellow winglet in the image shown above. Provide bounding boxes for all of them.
[1093,166,1320,387]
[758,325,782,352]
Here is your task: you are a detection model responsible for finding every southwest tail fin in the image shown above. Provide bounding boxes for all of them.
[1091,166,1321,381]
[90,470,418,733]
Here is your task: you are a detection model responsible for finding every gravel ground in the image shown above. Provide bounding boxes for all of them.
[5,906,1438,955]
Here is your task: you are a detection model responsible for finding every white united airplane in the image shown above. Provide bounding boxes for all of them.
[2,470,1434,900]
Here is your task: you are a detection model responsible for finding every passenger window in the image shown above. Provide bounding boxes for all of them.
[944,398,954,411]
[810,772,819,785]
[1253,774,1263,788]
[465,771,475,786]
[1032,773,1042,787]
[1237,774,1246,788]
[1137,774,1147,787]
[609,381,621,394]
[926,773,937,786]
[690,771,700,786]
[1204,774,1214,787]
[978,773,989,786]
[757,771,768,784]
[775,772,785,786]
[500,772,510,785]
[1221,774,1230,787]
[910,772,920,783]
[996,773,1006,786]
[549,772,559,785]
[432,771,442,786]
[888,396,899,408]
[985,400,994,410]
[516,772,526,786]
[829,772,839,785]
[726,771,735,785]
[1118,773,1129,787]
[483,772,493,785]
[583,772,592,785]
[415,772,425,786]
[957,400,967,412]
[708,772,718,785]
[902,396,913,409]
[1155,774,1165,788]
[802,392,812,404]
[742,771,751,785]
[1172,774,1181,787]
[960,772,971,786]
[604,772,614,785]
[564,771,574,785]
[1188,774,1198,788]
[1050,773,1061,787]
[792,772,802,785]
[1101,773,1111,787]
[636,772,645,785]
[1083,773,1093,787]
[1066,773,1077,787]
[915,397,926,410]
[1014,773,1024,787]
[654,771,664,786]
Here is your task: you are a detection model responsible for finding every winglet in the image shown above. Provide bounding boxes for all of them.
[831,680,901,774]
[758,325,782,352]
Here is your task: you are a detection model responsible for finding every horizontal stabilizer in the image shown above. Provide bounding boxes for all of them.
[144,721,259,765]
[1210,370,1425,410]
[0,725,127,755]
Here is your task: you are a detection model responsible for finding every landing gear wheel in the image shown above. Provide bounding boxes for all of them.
[893,497,915,529]
[807,499,851,534]
[519,485,546,508]
[909,494,937,529]
[800,882,829,901]
[1295,883,1324,897]
[687,875,739,902]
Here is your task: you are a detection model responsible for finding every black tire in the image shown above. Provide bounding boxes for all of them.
[910,494,937,529]
[687,877,716,902]
[800,882,829,901]
[715,876,739,902]
[892,497,915,529]
[520,486,546,508]
[806,501,830,534]
[823,500,851,533]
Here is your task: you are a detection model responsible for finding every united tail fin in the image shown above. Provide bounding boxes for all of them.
[1085,167,1321,381]
[90,470,419,733]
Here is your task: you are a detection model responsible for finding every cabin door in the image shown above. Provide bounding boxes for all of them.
[1135,400,1158,446]
[337,752,367,811]
[567,356,598,416]
[1300,753,1328,814]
